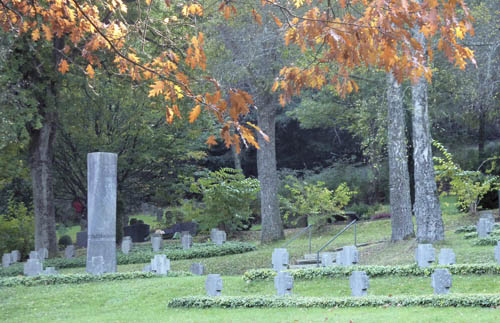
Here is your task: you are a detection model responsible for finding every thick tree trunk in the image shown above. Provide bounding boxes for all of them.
[411,31,444,242]
[387,72,414,241]
[29,110,58,257]
[231,144,242,170]
[257,98,284,243]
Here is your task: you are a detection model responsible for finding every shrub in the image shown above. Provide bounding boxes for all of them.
[0,199,34,256]
[58,235,73,248]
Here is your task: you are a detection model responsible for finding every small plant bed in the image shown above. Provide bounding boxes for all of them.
[243,264,500,283]
[0,242,256,277]
[167,294,500,309]
[0,270,192,287]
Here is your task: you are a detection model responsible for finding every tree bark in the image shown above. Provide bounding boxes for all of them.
[231,144,242,170]
[411,31,444,242]
[257,96,284,243]
[387,72,414,241]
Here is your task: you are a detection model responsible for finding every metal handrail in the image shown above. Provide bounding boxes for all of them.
[316,219,357,267]
[282,224,313,254]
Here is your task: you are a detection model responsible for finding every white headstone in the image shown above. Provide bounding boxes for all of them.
[477,218,494,238]
[37,248,48,261]
[349,271,369,296]
[181,234,193,250]
[213,230,226,246]
[121,236,132,254]
[151,254,170,275]
[438,248,456,265]
[10,250,20,263]
[190,263,204,275]
[205,274,223,296]
[336,246,359,266]
[274,271,294,296]
[89,256,105,275]
[23,258,43,276]
[64,245,75,259]
[321,252,336,267]
[431,268,452,294]
[29,251,39,260]
[415,244,435,268]
[272,248,289,272]
[152,236,163,252]
[2,253,11,267]
[494,241,500,264]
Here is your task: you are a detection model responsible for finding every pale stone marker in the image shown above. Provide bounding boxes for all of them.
[494,241,500,264]
[23,258,43,276]
[210,228,218,242]
[321,252,336,267]
[2,253,10,267]
[121,236,132,254]
[181,234,193,250]
[41,267,58,275]
[205,274,223,296]
[438,248,456,265]
[10,250,20,263]
[349,271,369,296]
[86,152,117,274]
[477,217,494,238]
[151,254,170,275]
[65,245,75,259]
[431,269,452,294]
[29,251,39,260]
[190,263,204,275]
[37,248,48,261]
[415,244,435,268]
[213,230,226,246]
[274,271,294,296]
[151,236,163,252]
[272,248,289,272]
[336,246,359,266]
[89,256,105,275]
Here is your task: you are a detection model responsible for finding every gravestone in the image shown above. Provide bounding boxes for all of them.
[336,246,359,266]
[494,241,500,264]
[438,248,456,265]
[321,252,336,267]
[415,244,435,268]
[123,223,150,243]
[213,230,226,246]
[29,251,39,260]
[205,274,223,296]
[88,256,105,275]
[210,228,218,241]
[121,236,132,254]
[190,263,204,275]
[431,268,452,294]
[37,248,48,261]
[272,248,289,272]
[2,253,10,267]
[10,250,20,263]
[65,245,75,259]
[181,234,193,250]
[23,258,43,276]
[274,271,294,296]
[151,235,163,252]
[477,217,494,238]
[86,152,117,274]
[349,271,370,297]
[155,208,163,222]
[151,254,170,275]
[76,231,88,248]
[42,267,58,275]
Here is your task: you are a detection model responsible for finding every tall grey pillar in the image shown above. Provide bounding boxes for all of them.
[86,152,117,273]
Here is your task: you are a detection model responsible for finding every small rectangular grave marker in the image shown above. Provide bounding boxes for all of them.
[151,236,163,252]
[65,245,75,259]
[151,254,170,275]
[495,241,500,264]
[349,271,369,296]
[477,217,494,238]
[37,248,48,261]
[274,271,294,296]
[76,231,88,248]
[205,274,223,296]
[41,267,58,275]
[438,248,456,265]
[29,251,39,260]
[415,244,435,268]
[190,263,204,275]
[121,236,132,254]
[431,268,452,294]
[88,256,105,275]
[213,230,226,246]
[210,228,218,241]
[181,234,193,250]
[321,252,336,267]
[2,253,11,267]
[272,248,289,272]
[10,250,20,263]
[336,246,359,266]
[23,258,43,276]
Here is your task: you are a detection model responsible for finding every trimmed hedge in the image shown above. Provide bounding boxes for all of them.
[167,294,500,308]
[455,224,500,234]
[0,270,192,287]
[0,242,256,277]
[242,264,500,283]
[473,237,500,246]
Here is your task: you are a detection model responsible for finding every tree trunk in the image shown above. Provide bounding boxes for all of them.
[257,97,284,243]
[411,30,444,242]
[231,144,242,170]
[387,72,414,241]
[478,107,486,162]
[29,109,58,257]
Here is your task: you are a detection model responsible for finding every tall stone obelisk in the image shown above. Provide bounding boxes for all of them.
[86,152,117,273]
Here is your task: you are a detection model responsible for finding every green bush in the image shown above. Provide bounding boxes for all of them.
[167,294,500,308]
[58,235,73,248]
[0,271,192,287]
[242,264,500,283]
[0,199,34,256]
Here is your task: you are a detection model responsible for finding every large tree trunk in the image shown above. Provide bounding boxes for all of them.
[387,72,414,241]
[411,31,444,242]
[257,96,284,243]
[29,109,58,257]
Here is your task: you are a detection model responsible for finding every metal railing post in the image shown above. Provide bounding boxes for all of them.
[354,222,357,247]
[308,228,312,254]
